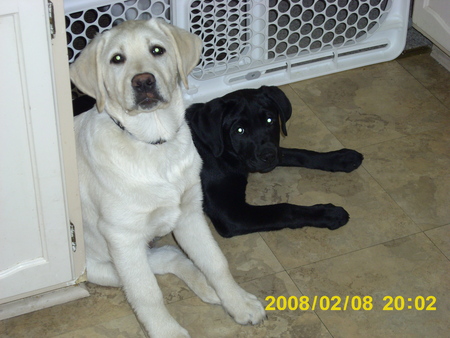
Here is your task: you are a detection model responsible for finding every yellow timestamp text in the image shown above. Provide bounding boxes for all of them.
[265,295,437,311]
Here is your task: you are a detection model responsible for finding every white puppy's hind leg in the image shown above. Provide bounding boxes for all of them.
[86,260,122,287]
[148,245,221,305]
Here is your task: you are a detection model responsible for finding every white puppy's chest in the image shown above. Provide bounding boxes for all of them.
[77,116,201,239]
[126,155,197,237]
[110,141,197,221]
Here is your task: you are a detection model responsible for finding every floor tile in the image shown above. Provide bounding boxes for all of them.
[279,85,346,151]
[398,53,450,108]
[167,272,332,338]
[250,166,420,269]
[53,314,146,338]
[2,283,133,337]
[425,224,450,259]
[211,230,285,283]
[288,233,450,337]
[362,127,450,230]
[289,61,450,149]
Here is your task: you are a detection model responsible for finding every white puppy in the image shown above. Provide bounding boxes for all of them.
[71,19,265,337]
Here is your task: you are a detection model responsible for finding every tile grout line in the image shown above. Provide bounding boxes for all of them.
[423,229,450,262]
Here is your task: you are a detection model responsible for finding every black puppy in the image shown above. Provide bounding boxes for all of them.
[186,86,363,238]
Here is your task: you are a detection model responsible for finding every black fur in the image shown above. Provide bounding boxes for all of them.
[185,86,363,238]
[72,95,96,116]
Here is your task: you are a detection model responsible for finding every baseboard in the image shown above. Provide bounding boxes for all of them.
[431,45,450,72]
[0,284,89,321]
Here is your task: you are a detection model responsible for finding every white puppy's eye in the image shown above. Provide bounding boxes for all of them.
[110,54,125,64]
[151,46,166,56]
[236,127,245,135]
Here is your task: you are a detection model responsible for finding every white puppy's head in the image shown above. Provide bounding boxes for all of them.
[70,19,202,116]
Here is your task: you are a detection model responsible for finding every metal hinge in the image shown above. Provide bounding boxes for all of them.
[70,222,77,252]
[48,1,55,39]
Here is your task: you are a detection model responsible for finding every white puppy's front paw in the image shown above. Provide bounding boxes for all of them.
[223,288,266,325]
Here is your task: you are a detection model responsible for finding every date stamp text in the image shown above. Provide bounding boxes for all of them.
[265,295,437,311]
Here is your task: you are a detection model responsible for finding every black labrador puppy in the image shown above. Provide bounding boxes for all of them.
[185,86,363,238]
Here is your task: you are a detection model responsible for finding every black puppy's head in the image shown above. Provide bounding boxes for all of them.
[187,86,292,173]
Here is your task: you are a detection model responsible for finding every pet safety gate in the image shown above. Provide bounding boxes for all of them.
[65,0,410,104]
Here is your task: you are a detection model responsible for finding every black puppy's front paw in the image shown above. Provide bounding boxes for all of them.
[333,149,364,173]
[319,204,349,230]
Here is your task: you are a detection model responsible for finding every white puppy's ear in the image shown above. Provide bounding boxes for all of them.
[154,19,202,89]
[70,32,108,112]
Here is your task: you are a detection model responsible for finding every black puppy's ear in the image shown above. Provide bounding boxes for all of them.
[261,86,292,136]
[186,100,225,157]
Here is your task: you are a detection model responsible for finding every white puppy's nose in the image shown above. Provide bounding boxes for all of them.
[132,73,156,93]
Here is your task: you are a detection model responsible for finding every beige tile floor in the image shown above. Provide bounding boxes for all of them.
[2,52,449,337]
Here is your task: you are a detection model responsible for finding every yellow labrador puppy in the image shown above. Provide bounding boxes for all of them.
[71,19,265,337]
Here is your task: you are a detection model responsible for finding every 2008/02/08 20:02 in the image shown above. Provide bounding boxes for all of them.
[265,295,437,311]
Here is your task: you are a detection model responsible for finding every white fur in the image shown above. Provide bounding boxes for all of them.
[71,19,265,337]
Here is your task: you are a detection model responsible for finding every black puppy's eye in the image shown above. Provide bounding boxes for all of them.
[236,127,245,135]
[151,45,166,56]
[266,117,274,125]
[110,54,125,64]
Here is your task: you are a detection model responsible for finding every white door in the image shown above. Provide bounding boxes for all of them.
[413,0,450,54]
[0,0,74,303]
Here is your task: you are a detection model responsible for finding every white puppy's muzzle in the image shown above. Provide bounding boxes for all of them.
[131,72,164,110]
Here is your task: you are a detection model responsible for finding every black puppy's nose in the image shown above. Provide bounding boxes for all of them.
[260,149,277,163]
[132,73,156,93]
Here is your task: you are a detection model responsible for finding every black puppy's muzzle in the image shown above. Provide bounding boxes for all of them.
[249,148,279,173]
[132,72,163,109]
[260,148,277,164]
